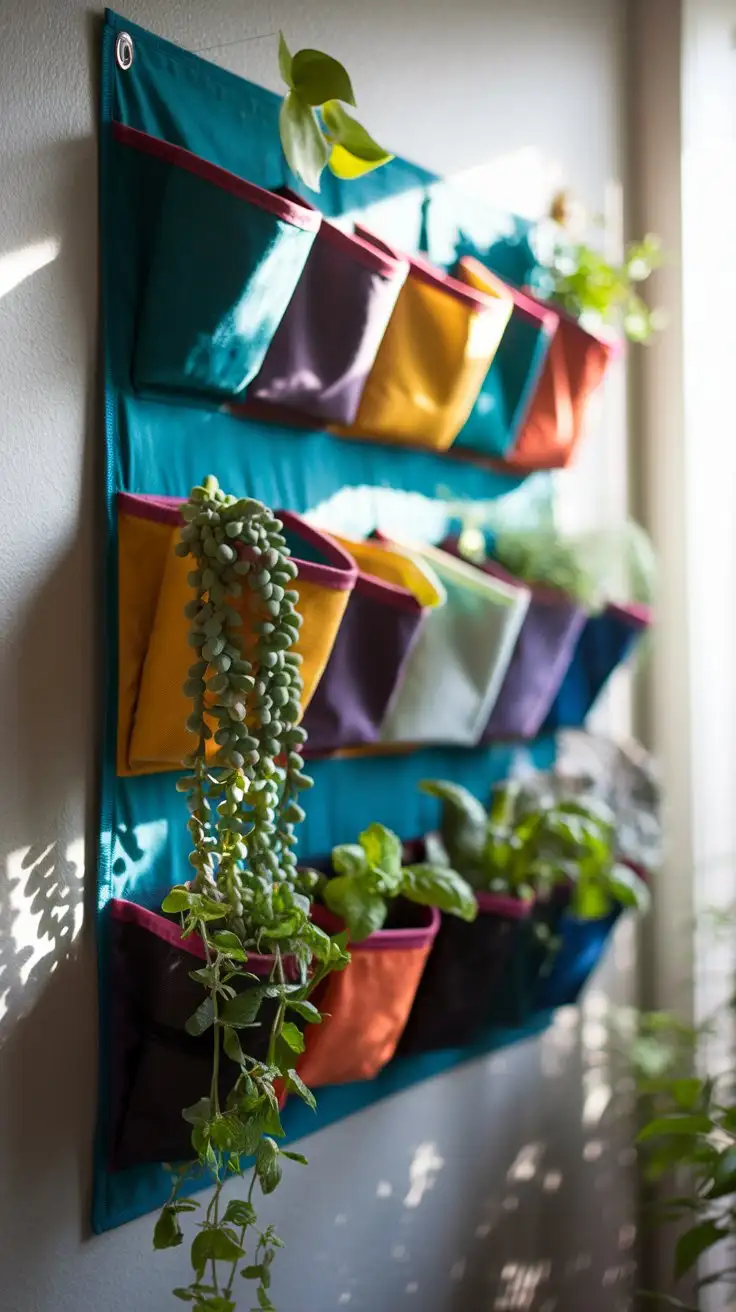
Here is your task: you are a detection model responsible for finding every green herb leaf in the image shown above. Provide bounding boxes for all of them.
[222,1025,244,1064]
[331,843,368,879]
[185,997,215,1037]
[162,887,194,914]
[401,863,477,922]
[282,1150,309,1165]
[278,32,293,87]
[291,48,356,107]
[182,1096,212,1125]
[609,863,651,913]
[279,1021,306,1053]
[210,930,248,960]
[675,1221,729,1279]
[221,987,267,1028]
[242,1265,265,1281]
[279,90,329,193]
[285,1068,317,1110]
[638,1114,714,1142]
[419,779,487,879]
[153,1206,183,1250]
[256,1137,283,1195]
[359,822,403,879]
[223,1199,257,1228]
[287,999,322,1024]
[323,874,387,942]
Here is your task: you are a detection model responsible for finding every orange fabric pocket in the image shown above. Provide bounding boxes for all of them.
[117,494,357,776]
[297,904,440,1087]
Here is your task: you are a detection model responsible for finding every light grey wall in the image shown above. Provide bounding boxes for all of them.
[0,3,631,1309]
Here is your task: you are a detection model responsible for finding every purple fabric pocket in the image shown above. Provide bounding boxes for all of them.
[442,542,585,741]
[302,569,425,754]
[107,900,298,1171]
[250,208,408,426]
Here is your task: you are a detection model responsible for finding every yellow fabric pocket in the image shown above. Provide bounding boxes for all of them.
[117,495,357,776]
[338,235,513,451]
[332,535,445,609]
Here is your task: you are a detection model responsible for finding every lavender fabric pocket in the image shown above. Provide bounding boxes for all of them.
[250,210,408,426]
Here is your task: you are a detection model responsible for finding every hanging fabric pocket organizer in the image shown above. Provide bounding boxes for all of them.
[378,540,531,746]
[296,902,440,1087]
[121,123,321,402]
[501,293,620,472]
[397,891,534,1054]
[543,601,652,732]
[453,256,558,460]
[301,535,444,754]
[116,494,358,775]
[441,541,587,740]
[107,899,300,1171]
[337,233,513,451]
[247,208,409,425]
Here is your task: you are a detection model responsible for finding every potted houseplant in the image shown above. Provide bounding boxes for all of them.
[397,773,651,1052]
[295,823,477,1086]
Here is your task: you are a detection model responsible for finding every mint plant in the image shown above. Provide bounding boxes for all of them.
[312,821,477,942]
[153,476,349,1310]
[278,35,392,192]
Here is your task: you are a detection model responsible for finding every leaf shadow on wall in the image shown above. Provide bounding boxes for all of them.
[0,127,102,1255]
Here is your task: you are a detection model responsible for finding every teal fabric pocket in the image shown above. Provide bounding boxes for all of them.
[122,124,320,401]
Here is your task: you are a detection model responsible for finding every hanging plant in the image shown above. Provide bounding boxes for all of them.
[535,190,664,343]
[277,34,393,192]
[308,821,477,942]
[153,475,349,1312]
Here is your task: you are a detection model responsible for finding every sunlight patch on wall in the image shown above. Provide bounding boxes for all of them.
[403,1141,445,1209]
[0,238,60,301]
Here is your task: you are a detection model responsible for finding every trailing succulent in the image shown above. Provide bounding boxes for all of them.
[154,476,349,1311]
[309,821,477,943]
[421,777,650,919]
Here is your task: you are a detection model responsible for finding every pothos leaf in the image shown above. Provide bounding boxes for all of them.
[322,100,393,171]
[290,47,356,108]
[278,31,293,87]
[279,90,329,193]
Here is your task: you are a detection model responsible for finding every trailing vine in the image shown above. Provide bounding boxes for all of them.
[153,476,349,1311]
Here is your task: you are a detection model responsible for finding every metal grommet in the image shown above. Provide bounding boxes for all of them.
[115,31,134,72]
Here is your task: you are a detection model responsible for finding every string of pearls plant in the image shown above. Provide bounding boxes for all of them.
[154,476,349,1312]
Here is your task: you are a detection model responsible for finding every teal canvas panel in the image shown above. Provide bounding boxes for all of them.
[96,9,558,1235]
[131,130,319,401]
[457,304,554,458]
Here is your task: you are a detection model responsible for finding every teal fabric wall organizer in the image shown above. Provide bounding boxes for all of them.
[95,11,620,1235]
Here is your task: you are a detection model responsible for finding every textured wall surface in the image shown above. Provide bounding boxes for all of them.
[0,3,631,1309]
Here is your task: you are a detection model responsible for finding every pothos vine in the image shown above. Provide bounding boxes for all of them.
[154,476,349,1311]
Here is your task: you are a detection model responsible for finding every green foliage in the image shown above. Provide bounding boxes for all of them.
[537,230,664,343]
[318,821,477,942]
[420,777,650,918]
[155,476,351,1310]
[277,33,392,191]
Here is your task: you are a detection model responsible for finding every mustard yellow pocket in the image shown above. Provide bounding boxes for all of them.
[338,238,512,451]
[117,494,357,775]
